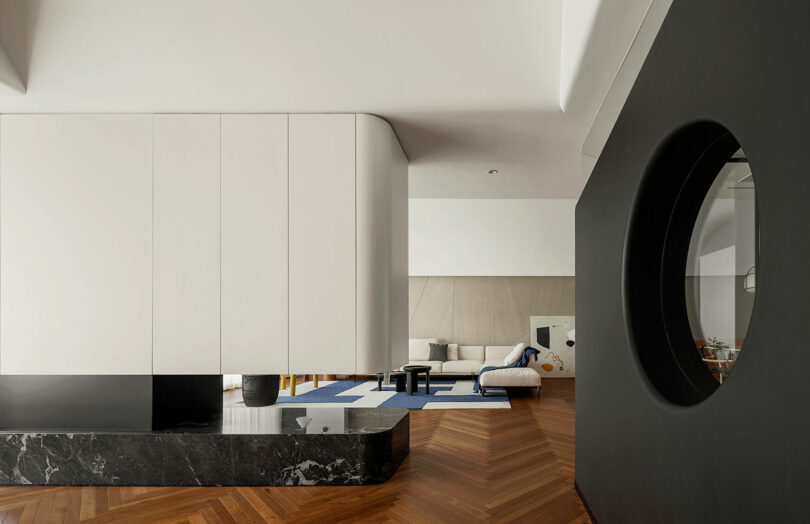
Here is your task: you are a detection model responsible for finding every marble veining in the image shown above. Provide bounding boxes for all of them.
[0,408,409,486]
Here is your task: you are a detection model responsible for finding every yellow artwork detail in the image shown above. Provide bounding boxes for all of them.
[543,352,565,371]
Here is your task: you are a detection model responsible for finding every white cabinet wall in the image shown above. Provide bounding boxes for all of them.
[152,115,221,374]
[356,115,409,373]
[0,113,406,376]
[221,114,289,374]
[288,114,357,374]
[0,115,153,374]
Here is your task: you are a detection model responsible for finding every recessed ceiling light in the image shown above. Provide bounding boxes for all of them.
[488,169,499,175]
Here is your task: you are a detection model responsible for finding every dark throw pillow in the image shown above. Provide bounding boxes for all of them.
[428,343,449,361]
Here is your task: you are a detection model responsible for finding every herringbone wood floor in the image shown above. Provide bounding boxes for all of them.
[0,379,588,524]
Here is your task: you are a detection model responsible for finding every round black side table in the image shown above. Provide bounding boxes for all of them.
[402,365,431,396]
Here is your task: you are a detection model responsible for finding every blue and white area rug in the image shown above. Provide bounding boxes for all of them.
[230,380,510,410]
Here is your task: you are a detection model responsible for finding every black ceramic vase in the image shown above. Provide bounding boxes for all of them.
[241,375,281,407]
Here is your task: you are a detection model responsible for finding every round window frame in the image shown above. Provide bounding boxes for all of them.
[625,121,755,406]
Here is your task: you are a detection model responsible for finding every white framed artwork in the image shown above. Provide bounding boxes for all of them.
[530,316,575,377]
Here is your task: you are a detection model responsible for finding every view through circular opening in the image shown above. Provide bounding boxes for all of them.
[626,122,757,405]
[685,148,756,385]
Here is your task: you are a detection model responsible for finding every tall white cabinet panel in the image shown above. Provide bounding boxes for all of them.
[152,115,221,374]
[388,130,409,372]
[0,115,153,374]
[289,114,356,374]
[356,114,408,374]
[355,115,409,373]
[221,114,288,374]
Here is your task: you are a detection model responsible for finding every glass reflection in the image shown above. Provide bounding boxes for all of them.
[685,148,756,383]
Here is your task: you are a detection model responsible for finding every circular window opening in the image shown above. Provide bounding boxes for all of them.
[686,148,756,385]
[626,122,757,405]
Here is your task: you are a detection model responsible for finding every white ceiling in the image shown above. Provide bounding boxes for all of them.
[0,0,663,199]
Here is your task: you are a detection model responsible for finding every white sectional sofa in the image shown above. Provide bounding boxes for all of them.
[402,338,542,394]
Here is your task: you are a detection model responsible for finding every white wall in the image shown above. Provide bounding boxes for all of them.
[687,195,756,277]
[409,199,576,276]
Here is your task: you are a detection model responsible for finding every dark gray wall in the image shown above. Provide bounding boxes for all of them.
[576,1,810,523]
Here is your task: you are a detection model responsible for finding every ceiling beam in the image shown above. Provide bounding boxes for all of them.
[0,41,25,95]
[580,0,671,159]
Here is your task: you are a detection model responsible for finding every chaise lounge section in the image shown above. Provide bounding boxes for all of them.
[477,345,542,395]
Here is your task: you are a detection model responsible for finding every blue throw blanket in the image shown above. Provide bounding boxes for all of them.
[474,346,540,393]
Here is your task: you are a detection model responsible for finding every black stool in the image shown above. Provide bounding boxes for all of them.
[393,373,406,392]
[377,372,407,392]
[402,365,431,396]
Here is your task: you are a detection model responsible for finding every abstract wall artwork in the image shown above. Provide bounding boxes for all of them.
[530,316,575,377]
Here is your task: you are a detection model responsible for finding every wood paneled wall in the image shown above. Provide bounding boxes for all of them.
[408,276,575,346]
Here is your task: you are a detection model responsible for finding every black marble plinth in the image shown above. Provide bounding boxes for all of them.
[0,407,409,486]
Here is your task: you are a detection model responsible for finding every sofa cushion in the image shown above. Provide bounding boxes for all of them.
[485,345,514,362]
[401,361,443,372]
[479,367,541,388]
[428,343,448,361]
[409,338,438,361]
[446,343,460,360]
[483,359,504,368]
[457,345,485,361]
[441,360,481,374]
[503,343,527,365]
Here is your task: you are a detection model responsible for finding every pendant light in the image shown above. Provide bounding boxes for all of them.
[744,266,756,293]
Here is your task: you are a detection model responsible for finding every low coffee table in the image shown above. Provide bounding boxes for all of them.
[402,365,431,396]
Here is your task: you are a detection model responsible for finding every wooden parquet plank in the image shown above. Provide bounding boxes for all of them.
[31,492,52,523]
[0,488,64,511]
[207,498,236,524]
[78,487,95,521]
[46,490,68,524]
[0,379,589,524]
[252,488,298,518]
[225,489,267,523]
[2,506,24,524]
[92,488,107,517]
[105,488,121,510]
[197,505,223,524]
[63,489,81,524]
[216,494,251,524]
[18,499,39,524]
[232,488,280,523]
